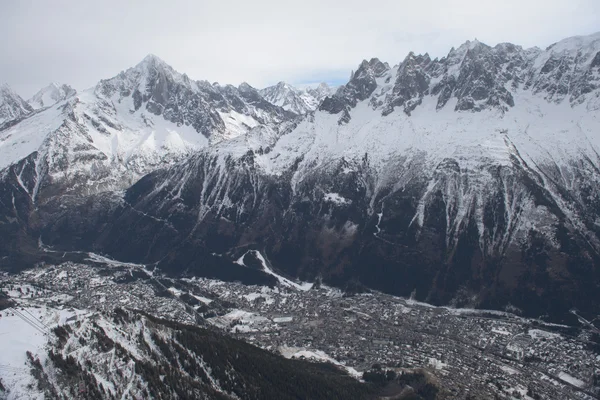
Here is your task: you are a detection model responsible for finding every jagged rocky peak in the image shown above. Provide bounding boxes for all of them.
[392,39,521,113]
[94,53,189,106]
[383,52,433,115]
[92,54,293,139]
[0,83,34,127]
[238,81,262,98]
[322,31,600,121]
[355,57,391,78]
[319,58,391,119]
[27,82,76,110]
[444,40,518,111]
[347,58,391,101]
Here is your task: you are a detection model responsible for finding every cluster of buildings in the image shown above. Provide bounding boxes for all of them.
[1,262,598,399]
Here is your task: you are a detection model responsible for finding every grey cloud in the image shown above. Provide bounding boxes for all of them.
[1,0,599,98]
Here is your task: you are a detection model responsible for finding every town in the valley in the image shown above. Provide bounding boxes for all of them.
[1,257,599,400]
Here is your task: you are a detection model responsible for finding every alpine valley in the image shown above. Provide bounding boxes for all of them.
[1,31,600,399]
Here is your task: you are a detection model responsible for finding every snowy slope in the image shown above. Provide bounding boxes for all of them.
[0,91,208,198]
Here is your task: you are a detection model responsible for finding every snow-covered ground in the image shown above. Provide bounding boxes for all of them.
[236,250,313,291]
[558,371,585,388]
[323,192,351,205]
[279,346,362,379]
[0,305,88,399]
[209,309,269,333]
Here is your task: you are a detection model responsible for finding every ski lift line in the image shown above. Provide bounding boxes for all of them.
[0,363,27,368]
[12,313,47,335]
[21,308,50,329]
[11,308,48,332]
[12,307,47,330]
[7,307,41,329]
[8,308,48,335]
[0,364,28,372]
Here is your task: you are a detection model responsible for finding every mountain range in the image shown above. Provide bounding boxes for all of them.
[2,32,600,322]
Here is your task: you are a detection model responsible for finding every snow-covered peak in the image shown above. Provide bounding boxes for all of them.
[0,83,33,127]
[260,81,328,115]
[458,38,486,51]
[320,32,600,122]
[92,55,292,142]
[136,53,169,68]
[133,53,188,86]
[546,31,600,53]
[441,39,491,77]
[95,54,187,101]
[352,58,390,81]
[275,81,293,90]
[538,31,600,71]
[27,82,76,110]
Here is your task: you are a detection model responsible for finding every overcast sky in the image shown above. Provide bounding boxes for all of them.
[2,0,599,98]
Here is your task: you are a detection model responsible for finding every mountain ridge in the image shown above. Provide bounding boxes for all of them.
[1,32,600,321]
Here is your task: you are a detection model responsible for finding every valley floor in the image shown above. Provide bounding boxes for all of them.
[0,258,598,399]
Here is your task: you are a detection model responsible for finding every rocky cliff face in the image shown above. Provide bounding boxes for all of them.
[2,33,600,321]
[321,33,600,123]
